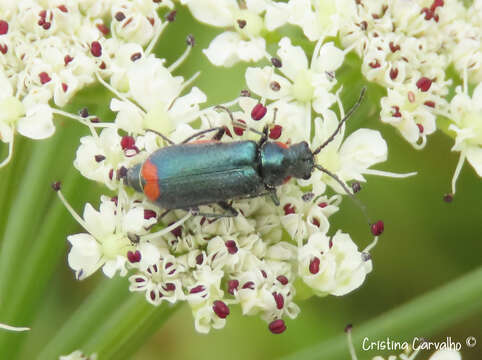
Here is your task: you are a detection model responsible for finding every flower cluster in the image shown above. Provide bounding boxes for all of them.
[0,0,173,167]
[1,0,474,337]
[41,0,422,334]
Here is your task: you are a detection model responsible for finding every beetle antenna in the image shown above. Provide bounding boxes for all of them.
[215,105,265,136]
[145,129,175,145]
[313,87,366,155]
[314,164,371,224]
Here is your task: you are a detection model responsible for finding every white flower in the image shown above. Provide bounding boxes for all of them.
[447,83,482,193]
[265,0,350,41]
[298,230,372,296]
[306,109,402,194]
[245,38,345,137]
[110,55,206,135]
[129,250,186,305]
[66,196,153,280]
[182,0,268,66]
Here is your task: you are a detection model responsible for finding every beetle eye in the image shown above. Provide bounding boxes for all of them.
[303,174,311,180]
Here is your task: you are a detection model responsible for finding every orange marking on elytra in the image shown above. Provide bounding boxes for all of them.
[141,160,160,201]
[189,139,218,144]
[275,141,289,149]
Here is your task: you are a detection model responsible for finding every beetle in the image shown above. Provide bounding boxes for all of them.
[125,89,366,217]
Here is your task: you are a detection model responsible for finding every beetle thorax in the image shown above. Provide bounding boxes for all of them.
[260,141,314,187]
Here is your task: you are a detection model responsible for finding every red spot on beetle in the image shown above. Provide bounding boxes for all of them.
[141,160,160,201]
[282,176,292,184]
[275,141,289,149]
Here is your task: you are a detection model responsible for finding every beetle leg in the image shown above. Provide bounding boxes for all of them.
[180,127,226,144]
[217,201,239,217]
[268,189,280,206]
[258,124,269,147]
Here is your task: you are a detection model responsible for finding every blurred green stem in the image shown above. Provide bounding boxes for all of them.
[281,266,482,360]
[37,276,180,360]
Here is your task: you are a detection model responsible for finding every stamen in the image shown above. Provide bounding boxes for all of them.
[179,71,201,93]
[345,324,358,360]
[55,187,89,231]
[168,35,194,72]
[145,21,168,57]
[0,135,14,168]
[141,212,191,241]
[364,236,379,253]
[95,72,139,111]
[0,323,30,332]
[362,169,417,178]
[451,151,466,194]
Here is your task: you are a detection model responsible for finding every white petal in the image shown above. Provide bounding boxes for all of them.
[466,145,482,176]
[111,98,144,134]
[245,66,291,100]
[123,207,146,234]
[277,37,308,80]
[17,104,55,140]
[128,56,182,111]
[339,129,388,180]
[168,86,206,124]
[203,32,265,67]
[84,202,116,239]
[102,256,127,278]
[312,42,345,73]
[67,234,102,280]
[182,0,235,27]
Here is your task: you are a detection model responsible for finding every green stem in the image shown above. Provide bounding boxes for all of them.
[82,296,181,360]
[280,266,482,360]
[37,277,132,360]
